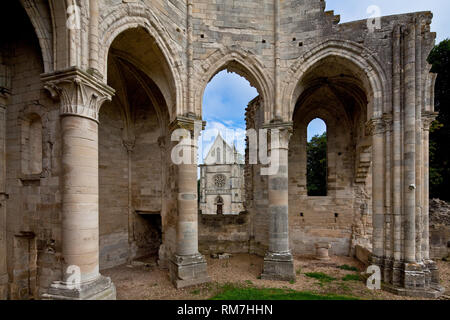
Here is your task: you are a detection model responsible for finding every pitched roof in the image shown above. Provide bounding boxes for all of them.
[203,134,244,165]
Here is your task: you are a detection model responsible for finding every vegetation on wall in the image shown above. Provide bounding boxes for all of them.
[428,39,450,201]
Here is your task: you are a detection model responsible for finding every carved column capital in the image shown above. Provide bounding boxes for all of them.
[422,111,439,131]
[263,121,293,150]
[42,67,115,122]
[0,92,10,109]
[383,114,393,133]
[366,118,385,136]
[169,114,205,140]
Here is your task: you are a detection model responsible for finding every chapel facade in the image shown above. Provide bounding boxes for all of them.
[199,134,245,216]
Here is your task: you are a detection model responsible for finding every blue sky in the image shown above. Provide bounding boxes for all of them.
[199,1,449,161]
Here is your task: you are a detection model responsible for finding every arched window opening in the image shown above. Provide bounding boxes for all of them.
[198,69,257,216]
[21,114,43,176]
[216,148,221,164]
[216,196,224,215]
[307,118,327,196]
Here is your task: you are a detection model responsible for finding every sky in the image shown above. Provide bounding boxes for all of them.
[199,1,450,162]
[326,0,449,43]
[199,71,257,163]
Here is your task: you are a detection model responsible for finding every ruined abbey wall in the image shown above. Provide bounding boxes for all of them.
[0,0,443,299]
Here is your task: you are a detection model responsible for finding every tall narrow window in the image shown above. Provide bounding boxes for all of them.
[307,118,327,196]
[216,196,224,215]
[216,148,221,164]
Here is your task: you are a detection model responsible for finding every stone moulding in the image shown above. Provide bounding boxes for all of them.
[41,67,115,122]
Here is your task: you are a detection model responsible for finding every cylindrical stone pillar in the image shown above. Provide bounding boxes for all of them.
[392,25,402,266]
[422,112,437,261]
[403,24,417,264]
[42,68,116,300]
[267,140,289,254]
[415,18,423,264]
[262,124,295,282]
[371,118,385,262]
[176,142,199,256]
[169,117,210,289]
[60,115,100,284]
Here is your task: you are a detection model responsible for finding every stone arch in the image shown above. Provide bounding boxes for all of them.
[193,47,273,121]
[19,0,54,73]
[98,2,183,120]
[283,39,389,122]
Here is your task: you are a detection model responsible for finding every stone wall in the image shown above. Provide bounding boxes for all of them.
[2,1,62,299]
[429,199,450,259]
[0,0,441,299]
[199,212,250,255]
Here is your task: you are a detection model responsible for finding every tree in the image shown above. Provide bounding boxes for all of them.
[307,132,327,196]
[428,39,450,201]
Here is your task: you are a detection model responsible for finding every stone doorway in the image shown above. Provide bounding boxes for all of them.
[133,212,162,263]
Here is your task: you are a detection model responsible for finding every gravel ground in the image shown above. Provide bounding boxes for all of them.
[102,254,449,300]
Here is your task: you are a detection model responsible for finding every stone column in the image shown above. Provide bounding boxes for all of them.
[422,111,439,285]
[261,123,295,281]
[169,116,210,289]
[391,25,403,285]
[0,90,10,300]
[367,118,385,267]
[383,115,393,281]
[41,67,116,300]
[403,24,417,265]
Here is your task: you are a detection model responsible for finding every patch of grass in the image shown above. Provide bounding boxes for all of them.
[342,274,361,282]
[296,267,302,275]
[210,284,357,300]
[191,289,201,295]
[289,279,296,284]
[245,280,253,285]
[338,283,351,293]
[338,264,359,272]
[304,272,336,284]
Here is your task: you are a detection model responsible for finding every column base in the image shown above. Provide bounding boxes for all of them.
[261,252,295,282]
[42,275,116,300]
[382,262,445,299]
[169,254,211,289]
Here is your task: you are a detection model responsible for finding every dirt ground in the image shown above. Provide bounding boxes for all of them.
[102,254,449,300]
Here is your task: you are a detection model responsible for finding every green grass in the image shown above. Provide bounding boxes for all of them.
[342,274,362,282]
[338,265,359,272]
[304,272,336,284]
[296,267,302,275]
[210,284,357,300]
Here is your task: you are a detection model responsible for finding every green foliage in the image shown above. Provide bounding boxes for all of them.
[191,289,201,295]
[304,272,336,284]
[209,284,357,300]
[342,274,361,282]
[307,132,327,196]
[338,265,359,272]
[428,39,450,201]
